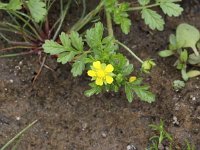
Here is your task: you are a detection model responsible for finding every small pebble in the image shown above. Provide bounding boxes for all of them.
[127,144,137,150]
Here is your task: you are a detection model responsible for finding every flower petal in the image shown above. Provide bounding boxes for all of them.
[93,61,101,69]
[105,76,113,84]
[105,64,114,73]
[87,70,96,77]
[95,78,103,86]
[129,76,137,83]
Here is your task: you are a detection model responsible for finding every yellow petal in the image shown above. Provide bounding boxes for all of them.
[95,78,103,86]
[87,70,96,77]
[105,76,113,84]
[129,76,137,83]
[93,61,101,69]
[105,64,114,73]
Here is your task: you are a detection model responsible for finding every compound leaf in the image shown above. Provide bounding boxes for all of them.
[70,31,84,51]
[7,0,22,10]
[59,32,71,50]
[43,40,66,55]
[71,55,86,76]
[57,51,76,64]
[133,85,155,103]
[160,1,183,17]
[138,0,150,6]
[27,0,47,23]
[141,8,164,31]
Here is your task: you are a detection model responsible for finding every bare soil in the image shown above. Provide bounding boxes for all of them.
[0,0,200,149]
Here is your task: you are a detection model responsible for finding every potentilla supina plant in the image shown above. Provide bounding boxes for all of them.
[87,61,114,86]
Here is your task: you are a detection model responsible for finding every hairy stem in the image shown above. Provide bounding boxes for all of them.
[105,10,114,37]
[128,0,182,11]
[192,46,200,56]
[116,40,144,64]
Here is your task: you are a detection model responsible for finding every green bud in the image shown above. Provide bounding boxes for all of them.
[141,59,156,73]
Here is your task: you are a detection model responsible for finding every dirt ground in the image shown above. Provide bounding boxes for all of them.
[0,0,200,150]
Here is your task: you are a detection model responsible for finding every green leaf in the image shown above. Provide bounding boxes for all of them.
[103,0,117,12]
[176,23,200,53]
[181,66,188,81]
[57,51,76,64]
[70,31,84,51]
[133,85,155,103]
[180,49,188,62]
[43,40,66,55]
[187,70,200,78]
[125,83,134,103]
[120,17,131,34]
[59,32,71,50]
[188,53,200,65]
[141,8,164,31]
[7,0,22,10]
[71,55,86,76]
[160,1,183,17]
[85,22,104,49]
[138,0,150,6]
[27,0,47,23]
[159,50,174,57]
[123,64,134,76]
[0,2,7,9]
[113,2,131,34]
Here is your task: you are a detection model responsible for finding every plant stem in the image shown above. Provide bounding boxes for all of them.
[105,10,114,37]
[192,46,200,56]
[128,0,182,11]
[0,51,34,58]
[69,1,104,32]
[0,46,35,51]
[53,0,72,40]
[0,120,37,150]
[116,40,144,64]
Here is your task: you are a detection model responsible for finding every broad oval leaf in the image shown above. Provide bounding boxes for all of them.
[159,50,174,57]
[187,70,200,78]
[176,23,200,51]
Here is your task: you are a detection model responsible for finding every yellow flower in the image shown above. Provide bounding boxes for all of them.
[129,76,137,83]
[87,61,114,86]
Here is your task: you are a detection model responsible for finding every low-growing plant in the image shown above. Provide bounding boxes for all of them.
[173,80,185,91]
[147,120,173,150]
[0,0,184,102]
[159,23,200,81]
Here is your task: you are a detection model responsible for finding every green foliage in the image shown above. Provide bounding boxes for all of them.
[173,80,185,91]
[141,8,164,31]
[0,0,22,11]
[27,0,47,23]
[104,0,183,33]
[104,0,131,34]
[148,120,173,150]
[159,23,200,81]
[185,140,195,150]
[43,22,155,103]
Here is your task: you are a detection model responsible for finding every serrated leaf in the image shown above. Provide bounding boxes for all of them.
[133,85,155,103]
[120,17,131,34]
[113,2,131,34]
[43,40,66,55]
[59,32,71,50]
[125,83,134,103]
[159,50,174,57]
[70,31,84,51]
[123,64,134,76]
[0,2,7,9]
[57,51,76,64]
[141,8,164,31]
[85,22,104,49]
[7,0,22,10]
[160,1,183,17]
[27,0,47,23]
[138,0,150,6]
[71,55,86,76]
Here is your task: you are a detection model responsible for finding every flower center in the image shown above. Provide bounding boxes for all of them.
[97,70,105,78]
